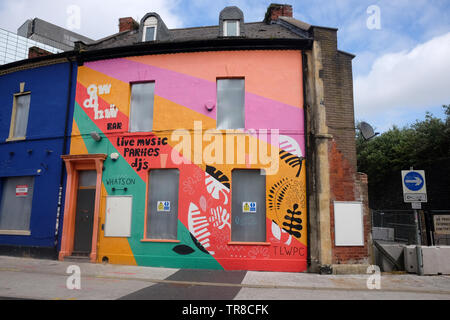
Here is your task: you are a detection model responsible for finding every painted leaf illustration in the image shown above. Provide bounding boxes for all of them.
[279,135,303,157]
[190,234,210,255]
[283,204,303,238]
[268,178,290,210]
[272,220,293,245]
[283,229,292,245]
[187,202,214,255]
[205,166,230,205]
[206,166,230,188]
[271,220,282,240]
[172,245,195,255]
[279,150,304,178]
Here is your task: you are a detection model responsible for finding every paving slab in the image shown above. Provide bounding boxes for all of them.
[1,256,450,300]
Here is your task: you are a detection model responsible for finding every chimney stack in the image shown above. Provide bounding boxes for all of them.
[264,3,293,23]
[28,46,52,59]
[119,17,139,32]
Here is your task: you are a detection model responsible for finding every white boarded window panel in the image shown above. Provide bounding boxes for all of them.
[334,202,364,246]
[105,196,133,237]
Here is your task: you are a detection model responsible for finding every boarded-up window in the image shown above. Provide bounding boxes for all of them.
[217,79,245,129]
[129,82,155,132]
[10,93,31,139]
[231,169,266,242]
[0,176,34,231]
[146,169,179,240]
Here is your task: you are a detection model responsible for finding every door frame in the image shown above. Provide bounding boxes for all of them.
[59,154,106,262]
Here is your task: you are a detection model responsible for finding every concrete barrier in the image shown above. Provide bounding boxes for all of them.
[374,243,406,272]
[404,246,450,275]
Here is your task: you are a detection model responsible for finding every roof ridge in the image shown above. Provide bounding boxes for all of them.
[169,21,268,32]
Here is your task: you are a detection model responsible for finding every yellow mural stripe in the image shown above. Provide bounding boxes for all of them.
[70,119,89,155]
[153,95,216,131]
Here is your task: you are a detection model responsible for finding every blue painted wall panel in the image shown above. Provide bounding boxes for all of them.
[0,62,76,250]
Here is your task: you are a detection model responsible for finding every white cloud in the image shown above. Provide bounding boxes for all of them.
[354,31,450,119]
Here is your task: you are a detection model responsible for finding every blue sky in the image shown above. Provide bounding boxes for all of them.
[1,0,449,132]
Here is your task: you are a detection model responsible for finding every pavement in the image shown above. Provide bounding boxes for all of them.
[1,255,450,301]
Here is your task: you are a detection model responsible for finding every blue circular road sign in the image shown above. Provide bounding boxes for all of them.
[404,172,424,191]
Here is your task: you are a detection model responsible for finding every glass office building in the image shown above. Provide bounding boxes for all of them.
[0,28,62,65]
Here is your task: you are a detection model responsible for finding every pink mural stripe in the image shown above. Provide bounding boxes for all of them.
[84,59,304,132]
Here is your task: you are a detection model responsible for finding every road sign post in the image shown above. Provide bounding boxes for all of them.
[402,169,426,276]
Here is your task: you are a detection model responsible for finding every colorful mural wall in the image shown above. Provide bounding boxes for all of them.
[68,50,307,272]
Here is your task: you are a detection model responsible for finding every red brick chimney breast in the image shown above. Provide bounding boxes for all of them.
[119,17,139,32]
[28,46,52,59]
[264,3,293,23]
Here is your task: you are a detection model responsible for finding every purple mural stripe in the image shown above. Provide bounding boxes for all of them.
[85,58,215,119]
[245,92,305,132]
[84,59,304,131]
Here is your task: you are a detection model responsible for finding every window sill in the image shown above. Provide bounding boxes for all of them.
[140,239,180,243]
[6,137,26,142]
[228,241,271,246]
[0,230,31,236]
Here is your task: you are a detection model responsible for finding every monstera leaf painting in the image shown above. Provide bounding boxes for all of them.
[188,202,214,255]
[205,166,230,205]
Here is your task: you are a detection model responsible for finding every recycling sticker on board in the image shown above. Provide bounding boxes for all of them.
[157,201,171,212]
[243,202,257,214]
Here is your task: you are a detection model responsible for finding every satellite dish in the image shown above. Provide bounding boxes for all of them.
[358,122,379,141]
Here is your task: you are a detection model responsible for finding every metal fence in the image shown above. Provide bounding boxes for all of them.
[372,209,450,246]
[372,210,418,244]
[0,28,62,65]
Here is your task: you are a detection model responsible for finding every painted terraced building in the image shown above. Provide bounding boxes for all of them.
[1,4,371,273]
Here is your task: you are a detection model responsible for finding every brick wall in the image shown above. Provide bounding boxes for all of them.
[314,27,357,170]
[264,4,293,23]
[314,27,371,264]
[28,46,52,59]
[329,140,370,263]
[329,131,370,263]
[119,17,139,33]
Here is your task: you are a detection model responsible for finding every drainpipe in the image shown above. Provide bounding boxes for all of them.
[54,57,74,250]
[302,51,312,268]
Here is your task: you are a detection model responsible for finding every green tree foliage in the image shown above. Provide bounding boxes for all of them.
[357,105,450,208]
